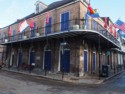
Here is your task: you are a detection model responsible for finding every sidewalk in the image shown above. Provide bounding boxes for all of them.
[2,68,124,85]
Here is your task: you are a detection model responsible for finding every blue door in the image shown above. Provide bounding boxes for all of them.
[61,12,69,31]
[18,52,22,67]
[45,17,52,34]
[60,50,70,73]
[84,51,88,72]
[44,51,52,71]
[30,51,35,65]
[92,53,96,71]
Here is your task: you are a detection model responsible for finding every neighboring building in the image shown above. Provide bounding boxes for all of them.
[0,0,123,77]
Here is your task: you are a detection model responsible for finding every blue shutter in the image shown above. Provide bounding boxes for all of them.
[3,32,6,42]
[34,22,37,30]
[61,13,64,31]
[30,51,35,64]
[85,14,89,29]
[65,12,69,30]
[31,22,36,37]
[93,53,96,71]
[93,21,96,30]
[12,30,16,41]
[45,17,52,34]
[18,52,22,66]
[61,12,69,31]
[94,21,97,30]
[84,51,88,72]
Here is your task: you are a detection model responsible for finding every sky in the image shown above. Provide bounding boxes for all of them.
[0,0,125,28]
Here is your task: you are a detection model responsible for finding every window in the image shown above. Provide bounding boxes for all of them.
[61,12,70,31]
[2,32,6,42]
[85,14,89,29]
[31,22,36,37]
[12,30,16,41]
[45,17,52,34]
[36,4,39,13]
[18,32,24,40]
[92,21,97,30]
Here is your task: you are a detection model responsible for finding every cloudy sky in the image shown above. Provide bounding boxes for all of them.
[0,0,125,28]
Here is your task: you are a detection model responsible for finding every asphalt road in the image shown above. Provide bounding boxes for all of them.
[0,70,125,94]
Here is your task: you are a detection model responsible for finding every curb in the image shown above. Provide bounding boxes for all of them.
[102,70,125,82]
[2,69,61,81]
[1,69,79,84]
[1,68,124,84]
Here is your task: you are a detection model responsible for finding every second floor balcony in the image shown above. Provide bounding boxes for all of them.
[0,19,120,48]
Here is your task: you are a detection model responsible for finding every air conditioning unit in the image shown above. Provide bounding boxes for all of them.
[36,33,40,37]
[23,36,27,39]
[73,25,79,30]
[5,39,8,43]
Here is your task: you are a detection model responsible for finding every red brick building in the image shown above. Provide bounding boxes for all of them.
[0,0,123,77]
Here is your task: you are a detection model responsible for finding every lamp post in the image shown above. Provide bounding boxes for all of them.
[60,42,68,80]
[44,44,50,76]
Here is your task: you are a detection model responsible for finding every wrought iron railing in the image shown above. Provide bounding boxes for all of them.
[0,19,120,47]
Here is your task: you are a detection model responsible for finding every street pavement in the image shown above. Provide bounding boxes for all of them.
[0,70,125,94]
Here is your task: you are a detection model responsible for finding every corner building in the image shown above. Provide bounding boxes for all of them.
[0,0,122,77]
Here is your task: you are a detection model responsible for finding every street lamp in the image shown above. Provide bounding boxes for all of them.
[60,42,69,80]
[44,44,51,76]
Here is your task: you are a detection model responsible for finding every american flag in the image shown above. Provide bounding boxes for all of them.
[114,19,125,33]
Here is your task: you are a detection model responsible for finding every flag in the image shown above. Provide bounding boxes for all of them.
[114,19,125,33]
[8,26,12,36]
[87,11,99,18]
[18,20,29,33]
[87,4,95,14]
[109,25,113,33]
[104,17,108,28]
[113,27,117,38]
[87,5,99,18]
[29,19,34,29]
[46,12,50,24]
[117,29,125,38]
